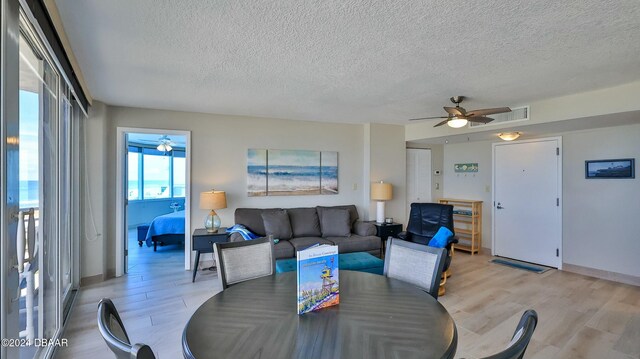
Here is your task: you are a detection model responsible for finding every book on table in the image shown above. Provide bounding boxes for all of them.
[296,244,339,314]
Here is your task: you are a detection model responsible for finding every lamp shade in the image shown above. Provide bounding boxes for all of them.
[371,182,393,201]
[199,190,227,210]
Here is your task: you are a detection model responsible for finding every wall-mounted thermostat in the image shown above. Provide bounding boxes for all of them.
[434,170,441,175]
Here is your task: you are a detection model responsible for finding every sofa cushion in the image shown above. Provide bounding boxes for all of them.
[261,209,293,240]
[287,207,321,237]
[289,237,333,252]
[353,221,377,236]
[235,208,271,236]
[317,205,359,227]
[273,240,295,259]
[319,208,352,237]
[326,235,381,254]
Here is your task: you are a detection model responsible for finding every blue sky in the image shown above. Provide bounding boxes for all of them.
[247,149,267,166]
[298,255,338,293]
[321,151,338,167]
[19,90,39,181]
[248,149,338,167]
[269,149,319,167]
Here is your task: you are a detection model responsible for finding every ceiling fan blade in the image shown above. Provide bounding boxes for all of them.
[466,107,511,117]
[468,116,495,124]
[443,106,464,116]
[433,119,450,127]
[408,116,449,121]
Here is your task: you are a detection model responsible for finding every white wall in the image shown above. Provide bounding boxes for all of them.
[367,124,407,225]
[443,140,494,247]
[82,102,108,279]
[562,124,640,277]
[85,105,370,278]
[442,124,640,278]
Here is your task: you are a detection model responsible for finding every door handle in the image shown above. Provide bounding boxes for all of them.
[496,203,504,209]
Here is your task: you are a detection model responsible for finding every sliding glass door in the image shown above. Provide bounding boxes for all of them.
[1,4,84,358]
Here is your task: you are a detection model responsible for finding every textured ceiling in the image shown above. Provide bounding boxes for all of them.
[54,0,640,124]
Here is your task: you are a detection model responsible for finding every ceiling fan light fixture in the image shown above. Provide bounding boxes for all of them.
[447,117,468,128]
[498,132,521,141]
[157,143,173,152]
[157,135,174,153]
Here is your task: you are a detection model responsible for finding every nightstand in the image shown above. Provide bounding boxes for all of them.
[372,222,403,256]
[192,228,229,282]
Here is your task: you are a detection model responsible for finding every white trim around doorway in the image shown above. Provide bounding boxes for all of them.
[116,127,192,276]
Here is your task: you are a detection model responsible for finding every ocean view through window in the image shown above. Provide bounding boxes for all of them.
[19,90,40,209]
[127,144,185,201]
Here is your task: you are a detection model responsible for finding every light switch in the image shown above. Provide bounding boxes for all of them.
[485,185,491,193]
[352,183,357,190]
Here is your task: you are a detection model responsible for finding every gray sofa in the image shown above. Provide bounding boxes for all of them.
[230,205,381,259]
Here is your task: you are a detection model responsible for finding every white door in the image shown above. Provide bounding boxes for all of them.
[406,149,432,217]
[493,138,562,268]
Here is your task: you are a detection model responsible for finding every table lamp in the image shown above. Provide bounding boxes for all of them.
[199,190,227,233]
[371,181,392,224]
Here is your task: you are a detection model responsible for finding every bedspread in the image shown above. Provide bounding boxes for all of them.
[145,210,185,247]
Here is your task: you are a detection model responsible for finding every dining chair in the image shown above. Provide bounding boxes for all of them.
[383,237,446,299]
[213,237,275,289]
[97,298,156,359]
[479,310,538,359]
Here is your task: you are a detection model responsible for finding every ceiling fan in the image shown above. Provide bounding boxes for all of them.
[409,96,512,128]
[157,135,174,153]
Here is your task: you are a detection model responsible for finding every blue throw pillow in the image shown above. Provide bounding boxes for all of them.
[428,226,453,248]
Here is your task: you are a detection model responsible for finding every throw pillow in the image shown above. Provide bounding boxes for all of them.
[317,205,359,226]
[428,226,453,248]
[320,208,351,237]
[261,210,293,240]
[288,207,322,237]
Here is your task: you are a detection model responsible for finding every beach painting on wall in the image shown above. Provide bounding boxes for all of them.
[247,149,267,196]
[320,151,338,194]
[247,149,338,196]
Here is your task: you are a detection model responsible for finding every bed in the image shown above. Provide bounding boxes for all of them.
[144,210,186,251]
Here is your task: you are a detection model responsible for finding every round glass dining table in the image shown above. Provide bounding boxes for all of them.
[183,270,457,359]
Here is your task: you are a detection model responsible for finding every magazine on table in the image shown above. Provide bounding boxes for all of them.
[296,244,339,314]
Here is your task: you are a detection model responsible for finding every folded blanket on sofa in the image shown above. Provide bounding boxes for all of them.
[226,224,259,240]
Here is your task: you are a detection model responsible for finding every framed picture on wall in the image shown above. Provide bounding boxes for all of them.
[585,158,635,179]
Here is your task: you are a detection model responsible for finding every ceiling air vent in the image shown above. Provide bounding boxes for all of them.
[469,106,529,127]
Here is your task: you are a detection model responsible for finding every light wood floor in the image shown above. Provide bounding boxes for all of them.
[56,245,640,359]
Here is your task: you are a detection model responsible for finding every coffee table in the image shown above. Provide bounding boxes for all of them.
[275,252,384,275]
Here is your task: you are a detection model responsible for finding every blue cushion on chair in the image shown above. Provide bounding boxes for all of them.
[428,226,453,248]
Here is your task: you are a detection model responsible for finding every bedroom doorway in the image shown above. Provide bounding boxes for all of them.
[116,128,191,276]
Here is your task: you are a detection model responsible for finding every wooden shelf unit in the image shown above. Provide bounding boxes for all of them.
[438,198,483,255]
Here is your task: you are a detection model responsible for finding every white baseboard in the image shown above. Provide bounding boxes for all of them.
[563,263,640,286]
[80,274,103,287]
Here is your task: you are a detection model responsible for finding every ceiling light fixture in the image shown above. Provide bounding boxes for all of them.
[498,132,521,141]
[447,117,468,128]
[157,135,174,153]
